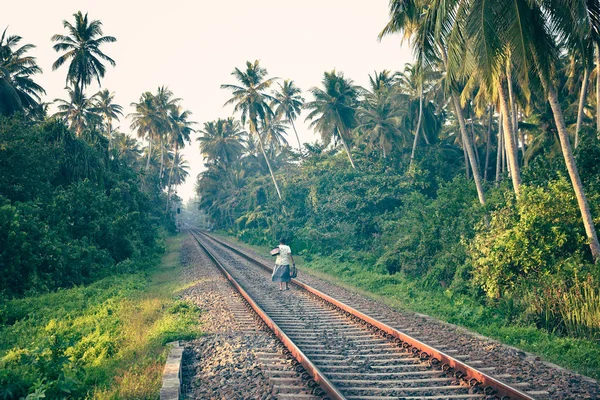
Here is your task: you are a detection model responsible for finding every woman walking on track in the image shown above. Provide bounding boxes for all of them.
[271,238,295,291]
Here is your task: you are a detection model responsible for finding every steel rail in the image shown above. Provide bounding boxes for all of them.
[197,229,536,400]
[188,229,346,400]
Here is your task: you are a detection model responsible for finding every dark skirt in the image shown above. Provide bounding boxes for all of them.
[272,264,290,282]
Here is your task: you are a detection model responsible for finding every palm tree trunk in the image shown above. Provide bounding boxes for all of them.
[440,47,485,203]
[484,107,493,181]
[410,81,424,169]
[146,136,152,171]
[575,66,590,149]
[452,95,485,204]
[547,83,600,262]
[107,117,112,153]
[597,43,600,136]
[496,112,503,183]
[462,139,470,179]
[338,127,357,169]
[497,78,522,197]
[166,144,178,213]
[159,137,165,186]
[290,118,302,151]
[254,125,282,199]
[516,105,527,166]
[470,118,481,168]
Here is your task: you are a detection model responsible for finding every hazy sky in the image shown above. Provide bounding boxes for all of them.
[5,1,413,200]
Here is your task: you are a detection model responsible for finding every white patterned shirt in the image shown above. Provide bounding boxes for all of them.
[275,245,292,265]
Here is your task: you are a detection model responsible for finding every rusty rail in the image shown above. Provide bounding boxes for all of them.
[188,229,346,400]
[196,229,535,400]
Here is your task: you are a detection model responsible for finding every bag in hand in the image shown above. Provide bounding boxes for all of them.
[290,264,297,278]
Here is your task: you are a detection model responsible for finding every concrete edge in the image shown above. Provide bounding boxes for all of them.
[160,340,184,400]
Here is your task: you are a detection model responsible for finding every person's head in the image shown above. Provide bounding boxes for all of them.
[279,237,286,245]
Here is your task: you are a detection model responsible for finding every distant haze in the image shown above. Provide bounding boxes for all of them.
[5,1,412,200]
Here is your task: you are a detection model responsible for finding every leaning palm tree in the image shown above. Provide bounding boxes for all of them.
[305,70,360,169]
[198,117,246,167]
[380,0,487,205]
[51,11,116,95]
[53,87,101,136]
[272,79,304,150]
[0,28,45,116]
[221,60,282,199]
[94,89,123,150]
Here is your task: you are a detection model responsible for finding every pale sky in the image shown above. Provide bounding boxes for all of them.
[5,1,413,200]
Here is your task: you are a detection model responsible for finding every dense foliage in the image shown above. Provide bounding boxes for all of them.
[197,45,600,340]
[0,117,167,296]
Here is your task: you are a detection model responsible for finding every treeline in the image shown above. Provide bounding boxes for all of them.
[0,12,195,297]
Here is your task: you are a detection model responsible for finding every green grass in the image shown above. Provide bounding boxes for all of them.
[222,235,600,380]
[0,234,202,399]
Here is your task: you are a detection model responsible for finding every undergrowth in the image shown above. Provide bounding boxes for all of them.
[0,234,201,399]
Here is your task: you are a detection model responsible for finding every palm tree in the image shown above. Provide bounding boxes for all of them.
[272,79,304,150]
[221,60,282,199]
[53,87,101,136]
[129,92,160,171]
[198,118,246,167]
[166,106,195,212]
[0,28,45,116]
[112,131,141,166]
[380,0,487,204]
[154,86,180,185]
[356,72,405,158]
[51,11,116,95]
[305,70,360,169]
[404,0,600,259]
[395,64,440,167]
[94,89,123,150]
[170,153,190,186]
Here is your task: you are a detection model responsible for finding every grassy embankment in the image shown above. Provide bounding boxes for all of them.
[0,234,201,399]
[219,234,600,381]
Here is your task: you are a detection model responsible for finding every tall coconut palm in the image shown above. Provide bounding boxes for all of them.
[154,86,180,185]
[305,70,360,169]
[272,79,304,150]
[380,0,487,204]
[129,92,160,171]
[53,87,101,136]
[166,106,195,212]
[51,11,116,95]
[198,118,246,167]
[356,73,406,158]
[170,153,190,187]
[395,63,442,167]
[221,60,282,199]
[415,0,600,259]
[94,89,122,150]
[0,28,45,116]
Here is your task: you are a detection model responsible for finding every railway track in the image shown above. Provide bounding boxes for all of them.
[187,227,537,400]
